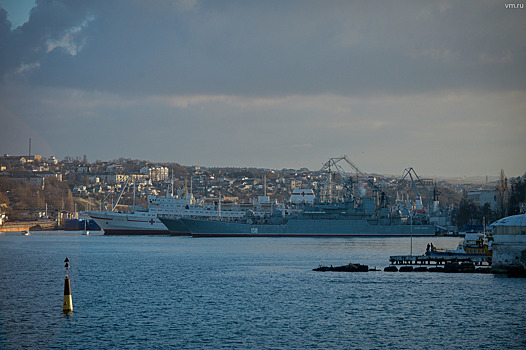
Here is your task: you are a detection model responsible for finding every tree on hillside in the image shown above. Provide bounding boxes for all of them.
[0,190,11,217]
[509,173,526,215]
[496,169,509,217]
[456,198,481,228]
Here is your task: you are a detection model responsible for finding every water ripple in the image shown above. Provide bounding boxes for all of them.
[1,235,525,349]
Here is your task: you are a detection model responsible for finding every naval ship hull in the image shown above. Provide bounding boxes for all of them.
[87,211,188,235]
[158,216,191,235]
[178,217,436,237]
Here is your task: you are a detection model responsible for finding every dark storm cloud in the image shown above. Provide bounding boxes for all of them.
[1,1,525,177]
[0,1,88,76]
[1,0,524,97]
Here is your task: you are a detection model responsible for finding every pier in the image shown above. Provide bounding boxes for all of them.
[389,254,491,266]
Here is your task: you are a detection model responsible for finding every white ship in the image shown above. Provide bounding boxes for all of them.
[87,182,281,235]
[86,192,196,235]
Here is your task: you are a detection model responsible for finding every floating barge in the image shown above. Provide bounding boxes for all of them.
[313,263,370,272]
[389,254,491,266]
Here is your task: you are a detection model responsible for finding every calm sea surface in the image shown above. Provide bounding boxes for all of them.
[1,232,525,349]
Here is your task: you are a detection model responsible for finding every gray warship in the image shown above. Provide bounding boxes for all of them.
[160,156,438,237]
[167,197,436,237]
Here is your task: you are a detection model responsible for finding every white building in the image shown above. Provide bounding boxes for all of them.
[139,166,169,182]
[150,166,169,182]
[491,214,526,268]
[467,190,498,210]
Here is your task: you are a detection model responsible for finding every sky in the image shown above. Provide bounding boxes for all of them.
[0,0,525,178]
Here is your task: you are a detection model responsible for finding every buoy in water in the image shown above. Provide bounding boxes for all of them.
[63,275,73,313]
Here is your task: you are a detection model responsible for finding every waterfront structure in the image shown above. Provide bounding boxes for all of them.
[491,214,526,268]
[0,216,57,232]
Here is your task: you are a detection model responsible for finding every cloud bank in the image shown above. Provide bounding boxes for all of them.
[1,1,525,177]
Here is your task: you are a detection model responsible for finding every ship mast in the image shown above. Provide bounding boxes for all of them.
[132,181,136,212]
[218,193,222,219]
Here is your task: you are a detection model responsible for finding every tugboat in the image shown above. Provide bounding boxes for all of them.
[426,232,492,259]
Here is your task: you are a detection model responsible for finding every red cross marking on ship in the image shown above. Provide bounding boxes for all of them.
[149,219,155,225]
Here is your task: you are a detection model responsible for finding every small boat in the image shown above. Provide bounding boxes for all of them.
[82,219,89,235]
[21,230,30,235]
[426,232,492,258]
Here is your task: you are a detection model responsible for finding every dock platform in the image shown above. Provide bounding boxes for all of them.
[389,254,491,266]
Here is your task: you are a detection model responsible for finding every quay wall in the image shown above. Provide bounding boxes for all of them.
[492,234,526,268]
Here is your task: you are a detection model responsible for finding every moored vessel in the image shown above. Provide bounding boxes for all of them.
[88,180,281,235]
[425,232,492,259]
[162,157,440,237]
[172,197,436,237]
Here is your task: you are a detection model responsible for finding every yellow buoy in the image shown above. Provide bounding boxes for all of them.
[63,275,73,313]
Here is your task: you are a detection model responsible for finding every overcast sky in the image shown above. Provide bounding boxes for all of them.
[0,0,524,177]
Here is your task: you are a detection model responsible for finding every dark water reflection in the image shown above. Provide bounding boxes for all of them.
[1,234,525,349]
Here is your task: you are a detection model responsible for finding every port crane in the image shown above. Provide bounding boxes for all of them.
[400,167,432,212]
[320,155,388,207]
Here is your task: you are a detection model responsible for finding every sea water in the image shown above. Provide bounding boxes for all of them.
[1,233,525,349]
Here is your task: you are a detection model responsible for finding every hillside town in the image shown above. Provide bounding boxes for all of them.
[0,153,524,231]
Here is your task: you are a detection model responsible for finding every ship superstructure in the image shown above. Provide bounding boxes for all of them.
[87,179,283,235]
[161,156,437,237]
